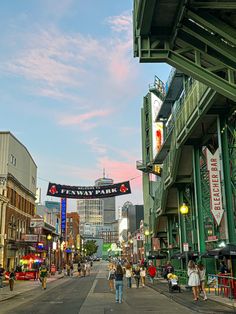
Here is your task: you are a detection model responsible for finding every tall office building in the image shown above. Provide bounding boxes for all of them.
[94,176,116,224]
[77,199,103,236]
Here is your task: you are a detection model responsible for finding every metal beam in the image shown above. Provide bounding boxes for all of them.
[137,0,156,35]
[187,10,236,46]
[182,20,236,69]
[138,43,236,101]
[190,1,236,9]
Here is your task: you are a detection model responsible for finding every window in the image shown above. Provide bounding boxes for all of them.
[10,154,16,166]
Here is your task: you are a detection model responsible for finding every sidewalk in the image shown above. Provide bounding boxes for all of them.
[147,277,236,313]
[0,272,65,302]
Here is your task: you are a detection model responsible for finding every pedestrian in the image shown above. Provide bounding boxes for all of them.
[67,263,70,276]
[86,262,91,276]
[107,263,115,291]
[187,260,200,301]
[133,265,141,288]
[70,263,74,277]
[77,261,82,277]
[82,262,87,277]
[219,261,228,274]
[9,268,16,291]
[163,261,174,279]
[0,264,5,288]
[114,264,124,304]
[39,264,48,290]
[148,262,156,284]
[125,264,132,288]
[197,261,207,301]
[140,266,146,287]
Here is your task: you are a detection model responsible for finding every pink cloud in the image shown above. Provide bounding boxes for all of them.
[58,109,113,129]
[97,156,142,189]
[106,12,132,33]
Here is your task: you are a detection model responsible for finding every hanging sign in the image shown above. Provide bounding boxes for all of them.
[61,198,67,240]
[47,181,131,199]
[206,148,224,226]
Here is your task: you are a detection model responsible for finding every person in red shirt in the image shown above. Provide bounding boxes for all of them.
[148,262,156,283]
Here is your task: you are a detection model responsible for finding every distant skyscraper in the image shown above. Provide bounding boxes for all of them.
[77,199,103,236]
[95,175,116,224]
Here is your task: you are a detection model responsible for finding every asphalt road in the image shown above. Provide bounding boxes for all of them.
[1,262,235,314]
[1,274,94,314]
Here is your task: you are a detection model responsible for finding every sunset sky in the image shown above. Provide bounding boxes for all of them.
[0,0,171,210]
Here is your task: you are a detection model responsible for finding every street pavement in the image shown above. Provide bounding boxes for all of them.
[0,261,235,313]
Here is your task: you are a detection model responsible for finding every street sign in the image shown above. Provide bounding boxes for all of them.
[183,242,189,252]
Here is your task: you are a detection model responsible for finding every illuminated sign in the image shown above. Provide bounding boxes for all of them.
[61,198,67,240]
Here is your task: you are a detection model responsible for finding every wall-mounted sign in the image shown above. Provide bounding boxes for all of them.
[206,148,224,226]
[61,198,67,240]
[47,181,131,199]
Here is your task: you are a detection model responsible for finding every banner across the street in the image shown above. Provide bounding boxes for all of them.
[47,181,131,199]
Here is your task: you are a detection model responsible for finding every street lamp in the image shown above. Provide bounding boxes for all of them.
[47,234,52,272]
[144,230,150,258]
[180,203,189,268]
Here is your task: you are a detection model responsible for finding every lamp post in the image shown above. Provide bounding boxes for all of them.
[47,234,52,272]
[180,203,189,268]
[144,230,150,258]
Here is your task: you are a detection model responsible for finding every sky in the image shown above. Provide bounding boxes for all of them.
[0,0,171,211]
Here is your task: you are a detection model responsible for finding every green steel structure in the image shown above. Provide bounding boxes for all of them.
[134,1,236,274]
[133,0,236,102]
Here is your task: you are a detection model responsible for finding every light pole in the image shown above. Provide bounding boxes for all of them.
[144,230,150,259]
[47,234,52,272]
[180,203,189,268]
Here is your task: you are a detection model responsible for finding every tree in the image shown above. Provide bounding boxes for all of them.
[84,240,98,256]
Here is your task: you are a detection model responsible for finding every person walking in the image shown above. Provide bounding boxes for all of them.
[187,260,200,301]
[133,265,141,288]
[39,264,48,290]
[9,268,16,291]
[77,261,82,277]
[140,266,146,287]
[70,263,74,277]
[197,261,207,300]
[114,264,124,304]
[163,261,174,279]
[125,264,132,288]
[148,262,156,284]
[86,262,91,276]
[82,262,87,277]
[107,263,115,291]
[0,264,5,288]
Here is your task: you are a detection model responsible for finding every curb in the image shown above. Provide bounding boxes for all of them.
[147,281,236,313]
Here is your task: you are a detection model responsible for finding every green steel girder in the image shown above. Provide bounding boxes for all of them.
[133,0,236,101]
[187,10,236,46]
[138,39,236,101]
[181,19,236,68]
[190,1,236,10]
[136,0,156,35]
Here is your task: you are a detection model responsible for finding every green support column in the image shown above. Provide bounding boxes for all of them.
[193,147,206,253]
[220,117,236,244]
[167,216,173,259]
[178,190,186,247]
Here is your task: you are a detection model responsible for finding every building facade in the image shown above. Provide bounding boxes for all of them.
[0,132,37,269]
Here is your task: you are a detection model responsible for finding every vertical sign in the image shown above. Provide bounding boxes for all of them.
[206,148,224,225]
[61,198,67,240]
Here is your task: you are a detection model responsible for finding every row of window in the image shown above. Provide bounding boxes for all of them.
[8,215,27,240]
[7,187,34,216]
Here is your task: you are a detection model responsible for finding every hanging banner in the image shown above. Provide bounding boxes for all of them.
[47,181,131,199]
[206,148,224,226]
[61,198,67,240]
